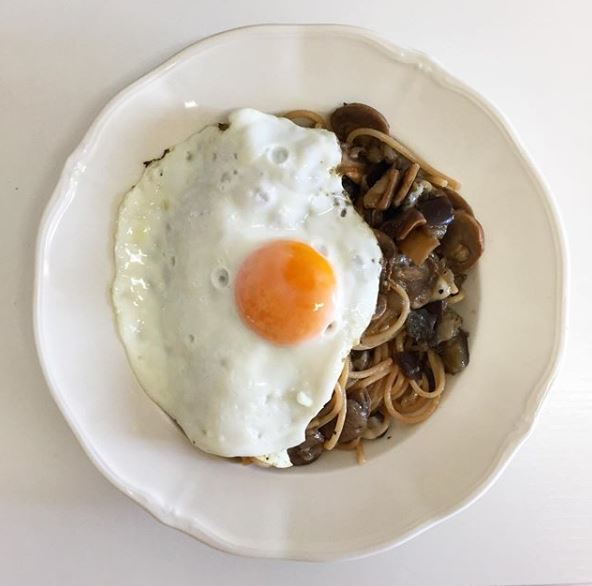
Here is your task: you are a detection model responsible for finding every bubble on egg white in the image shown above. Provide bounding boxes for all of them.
[324,321,337,336]
[296,391,313,407]
[211,267,230,289]
[352,253,366,268]
[269,146,289,165]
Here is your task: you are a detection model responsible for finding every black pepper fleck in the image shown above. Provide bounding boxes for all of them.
[340,209,347,217]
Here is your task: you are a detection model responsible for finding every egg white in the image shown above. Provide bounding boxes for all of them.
[112,109,381,459]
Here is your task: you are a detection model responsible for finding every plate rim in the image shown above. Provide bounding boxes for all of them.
[33,23,568,561]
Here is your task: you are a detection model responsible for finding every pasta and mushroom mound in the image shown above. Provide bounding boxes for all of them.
[281,103,484,466]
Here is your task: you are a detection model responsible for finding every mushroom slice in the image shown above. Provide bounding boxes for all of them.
[287,429,325,466]
[393,351,422,379]
[393,163,420,206]
[392,254,436,309]
[381,208,427,241]
[438,330,470,374]
[398,227,440,266]
[417,196,454,227]
[338,390,371,444]
[363,208,384,227]
[363,412,390,440]
[338,149,366,184]
[373,229,397,256]
[442,187,474,216]
[406,309,438,343]
[440,210,484,273]
[363,166,400,210]
[433,308,463,345]
[330,103,390,142]
[340,166,364,184]
[392,254,457,309]
[351,350,371,371]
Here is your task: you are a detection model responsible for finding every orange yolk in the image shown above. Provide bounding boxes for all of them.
[235,240,336,345]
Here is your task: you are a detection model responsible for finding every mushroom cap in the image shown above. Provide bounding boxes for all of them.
[438,330,470,374]
[440,210,484,273]
[330,103,390,142]
[381,208,427,241]
[339,391,371,443]
[417,196,454,227]
[287,429,325,466]
[442,187,474,216]
[373,229,397,259]
[363,166,400,210]
[398,227,440,266]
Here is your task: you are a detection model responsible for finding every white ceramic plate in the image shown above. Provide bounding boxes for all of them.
[34,25,566,561]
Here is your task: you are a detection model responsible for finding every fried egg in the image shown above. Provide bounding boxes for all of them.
[112,109,381,465]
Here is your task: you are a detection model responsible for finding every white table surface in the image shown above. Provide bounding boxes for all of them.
[2,1,591,584]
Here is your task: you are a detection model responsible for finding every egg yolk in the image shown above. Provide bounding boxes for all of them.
[235,240,336,345]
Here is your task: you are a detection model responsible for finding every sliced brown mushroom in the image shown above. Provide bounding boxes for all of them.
[392,254,457,309]
[366,160,390,188]
[442,187,474,216]
[381,208,427,241]
[363,412,390,439]
[363,166,400,210]
[393,162,420,206]
[338,149,366,184]
[363,208,384,228]
[393,351,422,379]
[365,143,384,163]
[319,389,370,444]
[433,308,463,345]
[417,196,454,227]
[373,229,397,261]
[330,103,390,142]
[406,309,438,343]
[438,330,469,374]
[340,390,371,443]
[350,349,371,371]
[439,210,484,273]
[287,429,325,466]
[340,166,364,184]
[398,227,440,266]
